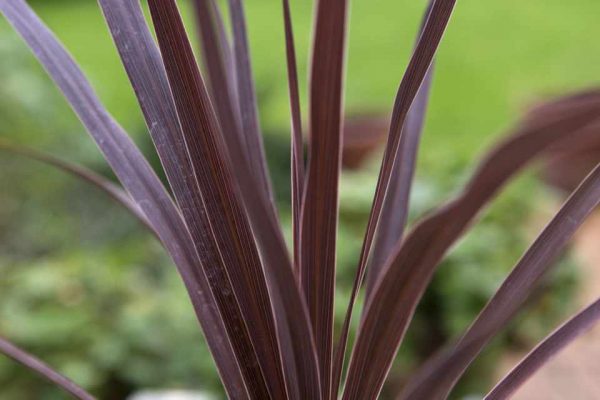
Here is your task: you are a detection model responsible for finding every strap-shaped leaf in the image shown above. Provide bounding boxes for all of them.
[366,0,436,297]
[0,336,94,400]
[0,2,249,398]
[195,0,277,216]
[485,298,600,400]
[343,94,600,400]
[98,1,277,397]
[192,0,245,170]
[227,0,275,205]
[0,140,152,233]
[193,0,237,111]
[282,0,305,274]
[193,0,282,225]
[399,163,600,400]
[301,0,349,398]
[144,1,286,398]
[146,2,321,398]
[155,1,321,395]
[334,1,456,394]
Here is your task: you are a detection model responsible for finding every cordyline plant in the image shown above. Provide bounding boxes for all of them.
[0,0,599,399]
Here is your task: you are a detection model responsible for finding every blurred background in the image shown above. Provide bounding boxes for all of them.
[0,0,599,399]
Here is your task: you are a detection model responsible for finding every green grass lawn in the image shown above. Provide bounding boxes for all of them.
[7,0,600,178]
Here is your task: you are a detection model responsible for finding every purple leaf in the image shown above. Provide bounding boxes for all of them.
[343,92,600,400]
[227,0,276,205]
[146,2,320,398]
[485,298,600,400]
[301,0,349,397]
[366,0,436,297]
[98,0,276,396]
[192,0,238,113]
[115,0,290,397]
[281,0,305,274]
[0,336,94,400]
[334,2,457,395]
[399,163,600,400]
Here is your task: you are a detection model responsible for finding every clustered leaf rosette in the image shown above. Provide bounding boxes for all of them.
[0,0,599,399]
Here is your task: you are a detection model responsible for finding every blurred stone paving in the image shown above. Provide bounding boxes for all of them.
[497,211,600,400]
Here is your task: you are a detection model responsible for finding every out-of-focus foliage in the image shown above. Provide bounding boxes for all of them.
[0,239,222,399]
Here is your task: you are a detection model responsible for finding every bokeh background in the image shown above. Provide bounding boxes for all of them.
[1,0,599,399]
